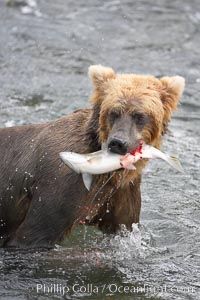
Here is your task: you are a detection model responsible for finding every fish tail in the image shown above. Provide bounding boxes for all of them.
[165,155,184,173]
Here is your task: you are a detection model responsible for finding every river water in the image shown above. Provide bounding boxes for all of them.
[0,0,200,299]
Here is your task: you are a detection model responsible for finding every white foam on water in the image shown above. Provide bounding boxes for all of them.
[100,223,168,262]
[5,120,16,127]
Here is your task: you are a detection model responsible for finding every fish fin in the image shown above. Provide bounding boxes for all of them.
[101,142,107,151]
[82,173,93,191]
[127,164,136,170]
[165,155,184,173]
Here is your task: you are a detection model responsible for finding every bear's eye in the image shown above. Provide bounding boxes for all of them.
[132,113,146,125]
[109,110,120,126]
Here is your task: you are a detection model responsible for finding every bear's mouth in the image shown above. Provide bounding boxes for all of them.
[129,141,143,156]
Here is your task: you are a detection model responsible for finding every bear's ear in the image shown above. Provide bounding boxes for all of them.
[88,65,116,104]
[89,65,116,86]
[160,75,185,122]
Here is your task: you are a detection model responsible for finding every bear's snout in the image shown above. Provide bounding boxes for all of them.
[108,137,128,155]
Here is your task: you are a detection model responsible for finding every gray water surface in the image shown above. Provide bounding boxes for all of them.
[0,0,200,299]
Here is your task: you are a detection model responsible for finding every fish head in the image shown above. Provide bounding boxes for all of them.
[59,152,86,173]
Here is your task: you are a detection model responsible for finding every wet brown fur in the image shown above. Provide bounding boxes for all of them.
[0,65,184,248]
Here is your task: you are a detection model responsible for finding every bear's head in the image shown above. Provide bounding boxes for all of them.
[89,65,185,155]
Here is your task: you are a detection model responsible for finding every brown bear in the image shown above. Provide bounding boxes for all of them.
[0,65,185,248]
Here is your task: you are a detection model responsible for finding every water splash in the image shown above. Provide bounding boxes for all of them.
[99,223,168,263]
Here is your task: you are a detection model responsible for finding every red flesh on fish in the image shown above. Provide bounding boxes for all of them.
[120,141,143,169]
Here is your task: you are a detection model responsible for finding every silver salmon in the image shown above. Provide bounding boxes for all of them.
[59,143,183,190]
[59,149,136,190]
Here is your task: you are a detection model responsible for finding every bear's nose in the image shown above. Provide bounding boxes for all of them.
[108,137,128,155]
